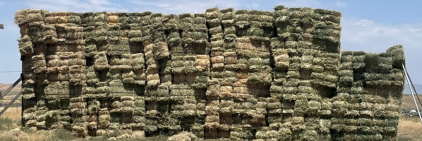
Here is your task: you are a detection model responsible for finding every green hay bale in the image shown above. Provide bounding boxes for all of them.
[278,127,292,140]
[267,102,282,110]
[333,93,350,101]
[205,8,221,19]
[282,86,298,94]
[307,101,321,112]
[18,38,34,55]
[332,101,347,116]
[319,119,331,133]
[311,65,324,73]
[330,118,345,132]
[311,72,338,83]
[220,8,234,18]
[270,85,283,93]
[386,45,405,68]
[273,5,287,11]
[298,86,313,93]
[339,70,353,77]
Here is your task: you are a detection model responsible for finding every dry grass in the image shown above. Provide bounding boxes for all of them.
[0,107,21,120]
[398,116,422,135]
[402,95,421,110]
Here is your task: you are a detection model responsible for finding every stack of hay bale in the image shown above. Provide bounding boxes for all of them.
[101,13,121,138]
[180,13,194,51]
[191,13,210,54]
[296,11,321,140]
[172,11,215,140]
[151,13,172,134]
[59,99,72,130]
[384,45,405,140]
[220,8,237,104]
[337,51,357,140]
[248,10,274,42]
[177,13,201,134]
[169,84,194,132]
[314,8,342,141]
[208,8,234,139]
[108,97,121,137]
[204,94,219,139]
[131,96,146,138]
[244,36,272,98]
[83,13,98,58]
[120,96,135,137]
[193,98,206,138]
[167,13,187,135]
[93,12,108,51]
[301,53,323,140]
[204,8,224,138]
[274,6,303,140]
[191,14,211,103]
[86,100,100,136]
[346,51,365,140]
[312,9,341,53]
[15,9,46,129]
[70,97,88,137]
[65,13,86,86]
[361,51,398,140]
[207,7,225,86]
[84,66,99,98]
[311,52,339,88]
[41,11,60,130]
[97,107,110,136]
[270,38,292,141]
[131,53,146,86]
[232,9,252,141]
[15,6,406,140]
[107,13,129,55]
[254,98,270,140]
[142,12,160,136]
[43,84,64,129]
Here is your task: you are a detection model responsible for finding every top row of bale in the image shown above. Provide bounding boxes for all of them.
[14,6,341,25]
[14,6,342,52]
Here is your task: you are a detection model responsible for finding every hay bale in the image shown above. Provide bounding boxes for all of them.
[278,127,292,140]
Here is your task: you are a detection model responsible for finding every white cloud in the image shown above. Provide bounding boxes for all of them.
[336,1,347,7]
[341,17,422,52]
[0,2,4,6]
[128,0,240,14]
[278,0,346,9]
[24,0,128,12]
[246,2,260,9]
[278,0,323,8]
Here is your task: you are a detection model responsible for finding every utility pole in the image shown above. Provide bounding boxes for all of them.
[0,23,3,29]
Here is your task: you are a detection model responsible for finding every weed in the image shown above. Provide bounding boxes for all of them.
[50,129,75,141]
[0,117,18,130]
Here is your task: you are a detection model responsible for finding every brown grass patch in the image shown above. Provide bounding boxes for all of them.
[398,116,422,136]
[398,116,422,141]
[0,107,21,120]
[401,95,420,110]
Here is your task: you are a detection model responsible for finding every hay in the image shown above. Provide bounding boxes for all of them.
[13,7,404,140]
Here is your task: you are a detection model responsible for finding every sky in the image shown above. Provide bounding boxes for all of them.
[0,0,422,84]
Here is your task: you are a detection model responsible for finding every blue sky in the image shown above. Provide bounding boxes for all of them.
[0,0,422,84]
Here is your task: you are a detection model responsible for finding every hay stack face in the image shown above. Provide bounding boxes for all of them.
[14,6,404,140]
